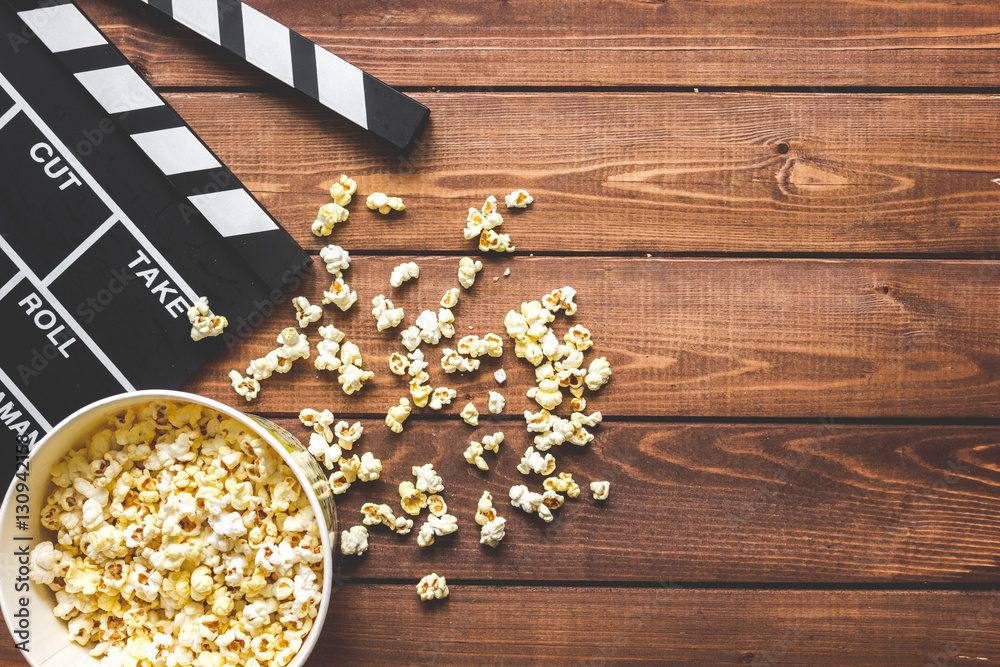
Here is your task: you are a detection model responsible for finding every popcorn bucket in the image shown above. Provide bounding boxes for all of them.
[0,390,336,666]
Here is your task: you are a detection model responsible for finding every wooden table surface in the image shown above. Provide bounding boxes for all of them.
[4,0,1000,665]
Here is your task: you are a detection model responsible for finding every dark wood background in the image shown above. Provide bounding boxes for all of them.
[3,0,1000,664]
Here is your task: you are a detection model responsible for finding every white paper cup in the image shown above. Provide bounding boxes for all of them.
[0,390,336,667]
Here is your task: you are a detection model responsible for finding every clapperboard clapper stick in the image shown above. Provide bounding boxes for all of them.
[140,0,429,152]
[0,0,313,489]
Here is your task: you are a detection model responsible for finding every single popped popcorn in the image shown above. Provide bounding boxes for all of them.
[480,517,507,548]
[517,446,556,476]
[475,491,497,526]
[527,377,563,411]
[319,244,351,274]
[438,307,456,339]
[385,398,412,434]
[340,526,369,556]
[464,196,504,240]
[228,370,260,401]
[458,256,483,289]
[585,357,612,391]
[366,192,405,214]
[307,432,342,471]
[441,348,480,374]
[504,189,533,208]
[187,296,228,341]
[334,420,364,449]
[394,516,414,535]
[322,274,358,311]
[479,229,515,253]
[542,286,578,316]
[416,513,458,548]
[427,495,447,517]
[399,481,428,516]
[564,324,593,351]
[509,484,543,514]
[412,464,444,494]
[278,327,310,363]
[427,387,457,410]
[357,452,382,482]
[371,294,405,331]
[313,202,348,236]
[464,441,488,471]
[300,408,335,443]
[481,432,504,453]
[488,391,505,414]
[315,324,346,372]
[415,309,442,345]
[440,288,460,309]
[416,573,449,601]
[389,261,420,288]
[400,325,422,351]
[338,362,375,395]
[329,174,357,206]
[292,296,323,328]
[570,396,587,413]
[544,472,581,499]
[591,480,610,500]
[460,402,479,426]
[494,368,507,384]
[389,352,408,375]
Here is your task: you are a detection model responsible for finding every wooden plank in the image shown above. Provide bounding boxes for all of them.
[3,587,999,665]
[213,419,1000,584]
[78,0,1000,89]
[159,91,1000,254]
[185,257,1000,419]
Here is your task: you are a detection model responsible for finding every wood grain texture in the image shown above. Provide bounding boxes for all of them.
[3,587,1000,666]
[78,0,1000,89]
[223,419,1000,583]
[159,91,1000,254]
[184,257,1000,419]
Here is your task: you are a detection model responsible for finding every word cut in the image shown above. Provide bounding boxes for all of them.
[29,142,81,191]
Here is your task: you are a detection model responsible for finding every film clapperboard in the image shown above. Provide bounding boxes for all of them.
[0,0,429,489]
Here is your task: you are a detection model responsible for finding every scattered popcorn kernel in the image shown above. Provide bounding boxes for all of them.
[407,349,429,376]
[541,489,565,511]
[504,267,511,277]
[591,481,610,501]
[389,261,420,288]
[544,472,581,499]
[340,526,369,556]
[479,229,515,253]
[329,174,357,206]
[440,288,460,309]
[389,352,408,375]
[409,378,431,408]
[307,432,341,471]
[480,517,507,548]
[438,308,456,339]
[228,370,260,401]
[400,325,422,352]
[366,192,405,214]
[335,420,364,449]
[416,514,458,548]
[319,244,351,274]
[464,441,488,471]
[427,495,447,518]
[481,432,504,453]
[570,397,587,413]
[394,516,414,535]
[358,452,383,482]
[399,481,428,516]
[494,368,507,384]
[187,296,228,341]
[527,378,563,411]
[564,324,593,351]
[509,484,543,514]
[428,387,457,410]
[313,202,348,236]
[385,398,412,434]
[292,296,323,328]
[412,464,444,494]
[315,324,346,372]
[488,391,505,414]
[460,402,480,426]
[322,274,358,311]
[441,348,480,374]
[475,491,497,526]
[458,257,483,289]
[361,503,396,527]
[585,357,612,391]
[504,189,533,209]
[517,447,556,476]
[416,573,449,601]
[542,286,578,316]
[415,309,442,345]
[300,408,335,443]
[371,294,405,331]
[338,362,375,395]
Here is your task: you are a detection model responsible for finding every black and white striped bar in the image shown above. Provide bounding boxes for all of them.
[139,0,429,152]
[13,0,306,293]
